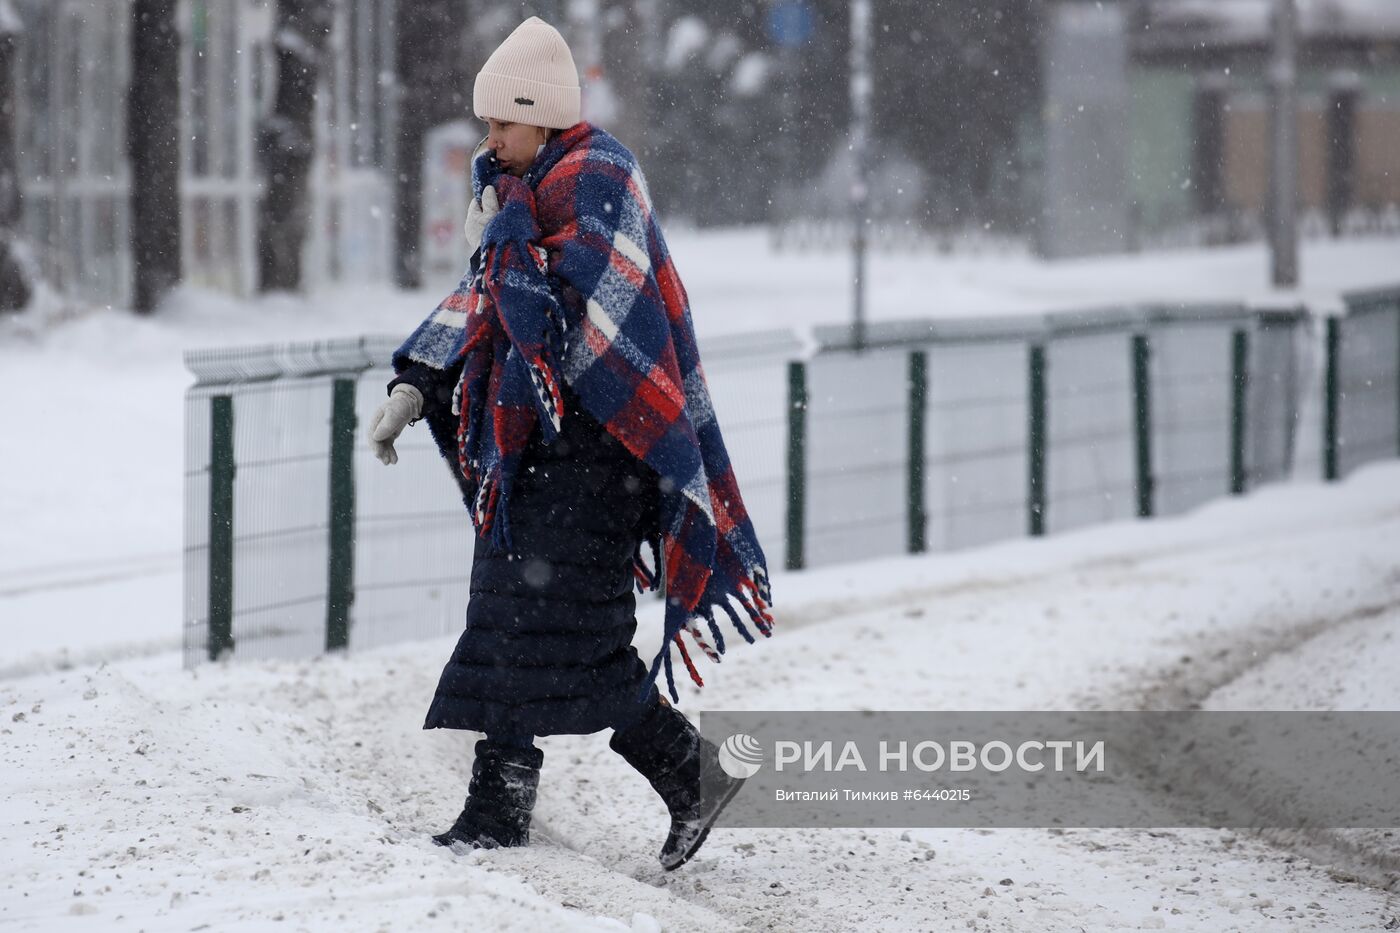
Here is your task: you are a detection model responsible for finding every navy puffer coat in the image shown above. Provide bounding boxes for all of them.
[390,363,661,737]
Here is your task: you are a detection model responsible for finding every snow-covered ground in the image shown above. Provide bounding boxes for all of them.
[3,231,1400,929]
[5,458,1400,930]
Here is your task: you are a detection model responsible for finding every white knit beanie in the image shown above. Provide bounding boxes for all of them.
[473,16,581,130]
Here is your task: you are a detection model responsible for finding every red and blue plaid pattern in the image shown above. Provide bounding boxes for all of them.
[393,122,773,702]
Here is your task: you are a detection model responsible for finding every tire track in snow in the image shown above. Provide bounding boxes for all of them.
[1076,595,1400,893]
[0,550,180,597]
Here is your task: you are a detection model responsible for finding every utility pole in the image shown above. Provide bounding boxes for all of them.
[379,0,399,283]
[777,41,797,232]
[849,0,871,352]
[1268,0,1299,288]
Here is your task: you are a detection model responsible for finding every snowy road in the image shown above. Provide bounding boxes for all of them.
[5,464,1400,930]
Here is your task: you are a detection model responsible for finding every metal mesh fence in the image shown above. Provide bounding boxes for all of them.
[695,332,802,578]
[1333,288,1400,478]
[804,346,910,567]
[182,332,800,666]
[1149,316,1231,516]
[922,340,1028,552]
[183,294,1397,668]
[1044,324,1137,534]
[183,342,372,667]
[1248,311,1306,487]
[347,337,472,654]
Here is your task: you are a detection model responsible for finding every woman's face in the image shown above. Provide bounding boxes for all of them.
[484,118,551,177]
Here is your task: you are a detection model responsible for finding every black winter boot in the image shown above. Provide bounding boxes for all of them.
[432,739,543,850]
[609,698,746,870]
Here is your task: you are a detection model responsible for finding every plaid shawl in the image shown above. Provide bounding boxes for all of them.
[392,121,772,702]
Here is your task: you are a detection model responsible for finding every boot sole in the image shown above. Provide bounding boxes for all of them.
[661,774,747,871]
[432,828,529,850]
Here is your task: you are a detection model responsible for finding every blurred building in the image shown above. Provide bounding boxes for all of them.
[1039,0,1400,258]
[14,0,394,306]
[1128,0,1400,246]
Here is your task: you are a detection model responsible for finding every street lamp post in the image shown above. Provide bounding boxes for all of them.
[849,0,871,352]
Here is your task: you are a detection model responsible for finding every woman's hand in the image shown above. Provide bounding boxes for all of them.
[464,185,500,255]
[476,174,541,253]
[367,384,424,466]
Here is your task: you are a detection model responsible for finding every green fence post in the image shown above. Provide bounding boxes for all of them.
[208,394,235,661]
[325,378,357,653]
[1324,316,1340,481]
[907,350,928,553]
[786,360,807,571]
[1230,328,1249,495]
[1132,334,1154,519]
[1028,344,1047,536]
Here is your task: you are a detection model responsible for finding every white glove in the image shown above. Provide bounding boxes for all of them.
[368,384,424,466]
[463,185,500,254]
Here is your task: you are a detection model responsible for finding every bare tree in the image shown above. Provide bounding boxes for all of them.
[0,0,31,312]
[258,0,333,292]
[127,0,181,314]
[392,0,467,289]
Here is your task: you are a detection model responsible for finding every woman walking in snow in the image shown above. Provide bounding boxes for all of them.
[366,17,773,870]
